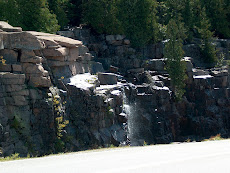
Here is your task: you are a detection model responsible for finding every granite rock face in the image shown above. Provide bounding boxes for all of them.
[0,22,118,157]
[59,26,230,145]
[0,22,230,157]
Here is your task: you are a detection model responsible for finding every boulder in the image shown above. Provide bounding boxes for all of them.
[13,95,28,106]
[35,36,60,48]
[21,50,43,63]
[0,21,22,32]
[0,64,11,72]
[42,47,69,57]
[5,84,26,92]
[0,49,18,64]
[90,62,105,74]
[82,53,92,61]
[78,45,89,55]
[28,31,82,48]
[68,47,79,61]
[12,64,22,72]
[115,35,125,41]
[98,73,118,85]
[123,39,130,45]
[143,59,165,71]
[52,66,72,78]
[28,76,52,88]
[2,32,45,50]
[24,64,47,75]
[183,57,193,72]
[210,69,228,77]
[118,113,128,123]
[193,69,209,76]
[106,35,116,44]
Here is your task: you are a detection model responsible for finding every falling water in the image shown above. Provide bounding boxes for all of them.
[122,85,145,146]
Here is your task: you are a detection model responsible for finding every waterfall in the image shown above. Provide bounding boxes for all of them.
[122,84,145,146]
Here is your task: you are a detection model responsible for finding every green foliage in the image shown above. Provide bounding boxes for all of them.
[67,0,83,26]
[51,95,69,140]
[215,53,225,68]
[201,0,230,38]
[82,0,123,34]
[0,0,60,33]
[82,0,159,46]
[48,0,69,29]
[164,19,187,100]
[197,8,217,64]
[54,138,65,152]
[0,153,20,162]
[50,93,69,153]
[118,0,159,47]
[1,0,230,40]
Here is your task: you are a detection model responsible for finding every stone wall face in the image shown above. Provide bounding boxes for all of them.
[0,22,125,157]
[0,21,230,157]
[58,26,230,145]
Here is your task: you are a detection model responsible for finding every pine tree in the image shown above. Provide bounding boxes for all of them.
[48,0,69,29]
[67,0,83,27]
[201,0,230,38]
[164,19,187,100]
[118,0,159,47]
[82,0,122,34]
[197,7,217,64]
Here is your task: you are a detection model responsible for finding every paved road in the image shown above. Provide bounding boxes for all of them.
[1,140,230,173]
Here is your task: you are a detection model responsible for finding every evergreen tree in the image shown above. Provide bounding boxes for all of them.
[67,0,83,27]
[82,0,122,34]
[118,0,159,47]
[201,0,230,38]
[0,0,59,33]
[197,7,217,64]
[48,0,69,29]
[164,19,187,100]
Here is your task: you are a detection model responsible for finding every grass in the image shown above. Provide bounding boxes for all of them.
[202,134,224,141]
[0,153,21,162]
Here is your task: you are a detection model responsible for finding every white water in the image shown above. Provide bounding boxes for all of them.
[122,86,144,146]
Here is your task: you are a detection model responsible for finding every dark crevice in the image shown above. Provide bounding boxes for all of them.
[10,65,13,73]
[17,49,22,62]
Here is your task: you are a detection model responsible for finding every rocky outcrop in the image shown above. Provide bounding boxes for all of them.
[0,22,230,157]
[58,26,230,145]
[0,22,124,157]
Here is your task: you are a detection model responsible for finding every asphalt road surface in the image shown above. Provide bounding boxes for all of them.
[1,140,230,173]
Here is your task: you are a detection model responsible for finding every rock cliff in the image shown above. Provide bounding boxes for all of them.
[0,22,230,157]
[0,22,126,157]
